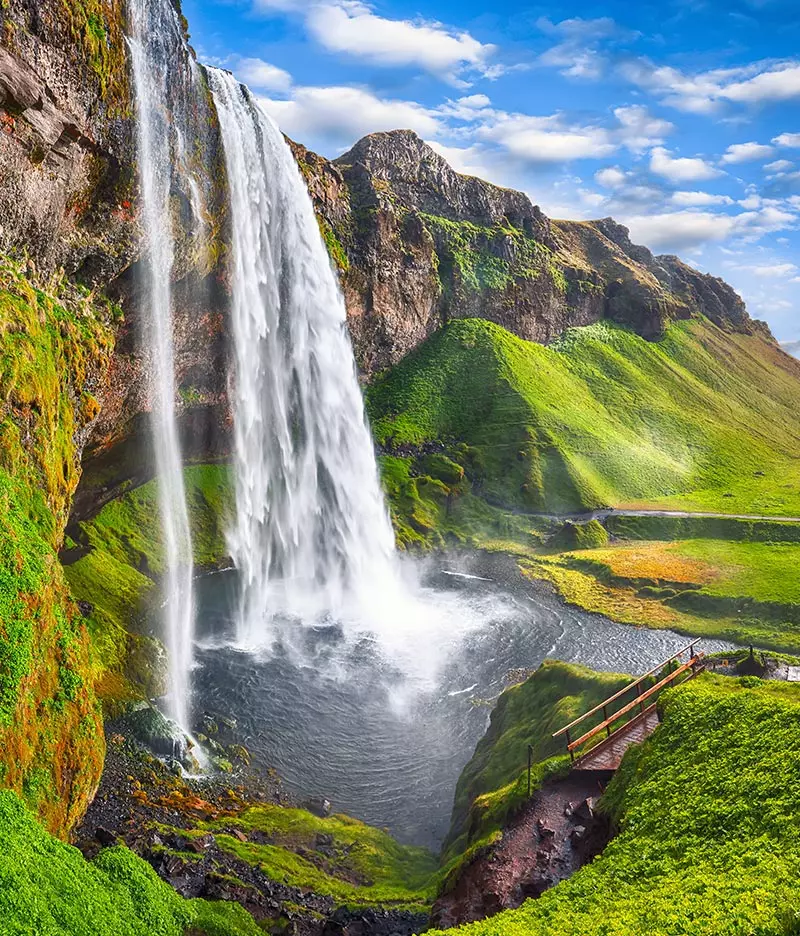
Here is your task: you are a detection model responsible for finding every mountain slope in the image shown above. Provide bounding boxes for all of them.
[367,316,800,518]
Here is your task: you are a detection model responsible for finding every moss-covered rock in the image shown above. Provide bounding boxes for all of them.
[0,258,116,835]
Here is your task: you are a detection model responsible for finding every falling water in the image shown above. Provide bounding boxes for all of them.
[128,0,197,730]
[209,70,407,653]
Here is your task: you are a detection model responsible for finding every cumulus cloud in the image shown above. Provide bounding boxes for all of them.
[622,59,800,114]
[256,85,441,152]
[621,204,796,252]
[671,190,735,206]
[478,113,617,162]
[723,65,800,104]
[766,159,795,174]
[595,166,627,188]
[721,141,775,163]
[303,1,497,85]
[650,146,722,182]
[774,132,800,147]
[231,56,292,92]
[613,105,674,152]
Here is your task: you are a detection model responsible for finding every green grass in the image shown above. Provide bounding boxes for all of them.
[0,788,260,936]
[367,317,800,519]
[196,804,439,910]
[443,661,633,863]
[520,537,800,655]
[431,675,800,936]
[63,465,234,706]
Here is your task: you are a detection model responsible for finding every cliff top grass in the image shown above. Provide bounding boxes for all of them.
[431,674,800,936]
[367,317,800,517]
[197,803,439,910]
[0,788,260,936]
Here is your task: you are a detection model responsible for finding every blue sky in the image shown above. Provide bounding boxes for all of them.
[184,0,800,341]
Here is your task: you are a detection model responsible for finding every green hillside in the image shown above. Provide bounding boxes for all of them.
[367,317,800,518]
[430,675,800,936]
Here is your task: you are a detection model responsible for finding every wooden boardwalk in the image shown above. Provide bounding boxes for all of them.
[547,640,705,777]
[573,708,660,771]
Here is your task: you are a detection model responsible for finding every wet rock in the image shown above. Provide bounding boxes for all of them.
[120,705,188,759]
[95,826,117,847]
[303,796,333,818]
[573,798,596,823]
[570,825,587,845]
[185,833,215,853]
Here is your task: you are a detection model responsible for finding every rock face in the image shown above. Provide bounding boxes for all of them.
[297,129,770,375]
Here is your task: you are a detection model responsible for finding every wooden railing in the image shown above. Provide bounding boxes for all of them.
[552,639,705,764]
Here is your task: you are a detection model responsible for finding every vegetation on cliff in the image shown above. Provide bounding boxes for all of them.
[63,465,233,707]
[432,674,800,936]
[0,788,262,936]
[442,662,630,864]
[0,258,116,835]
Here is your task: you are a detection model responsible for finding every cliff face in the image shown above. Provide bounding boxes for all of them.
[297,129,769,375]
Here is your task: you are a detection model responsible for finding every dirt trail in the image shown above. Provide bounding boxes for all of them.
[431,774,612,929]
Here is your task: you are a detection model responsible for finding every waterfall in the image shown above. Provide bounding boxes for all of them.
[208,70,404,649]
[128,0,197,731]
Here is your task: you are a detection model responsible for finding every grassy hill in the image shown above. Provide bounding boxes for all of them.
[430,674,800,936]
[367,317,800,519]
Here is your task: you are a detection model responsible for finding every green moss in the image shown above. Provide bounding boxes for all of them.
[418,214,551,296]
[432,676,800,936]
[318,217,349,271]
[548,519,609,551]
[181,804,440,910]
[0,258,116,834]
[63,465,234,706]
[59,0,129,113]
[0,788,261,935]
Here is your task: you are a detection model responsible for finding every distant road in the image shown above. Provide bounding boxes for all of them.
[534,507,800,525]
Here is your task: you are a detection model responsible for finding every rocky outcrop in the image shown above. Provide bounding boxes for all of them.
[297,130,771,374]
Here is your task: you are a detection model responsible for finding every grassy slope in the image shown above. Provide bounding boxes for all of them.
[516,533,800,655]
[63,465,233,707]
[0,789,260,936]
[367,317,800,518]
[442,662,631,864]
[195,804,438,910]
[432,675,800,936]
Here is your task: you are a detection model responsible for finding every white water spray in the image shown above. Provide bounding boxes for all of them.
[208,70,425,663]
[128,0,196,730]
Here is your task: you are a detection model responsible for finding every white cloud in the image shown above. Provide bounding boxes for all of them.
[613,105,674,152]
[479,114,617,162]
[232,56,292,92]
[304,1,497,85]
[748,262,798,278]
[537,16,631,80]
[774,132,800,147]
[621,204,796,252]
[650,146,721,182]
[256,85,441,152]
[721,141,775,163]
[595,166,627,188]
[766,159,795,173]
[671,190,735,206]
[722,65,800,104]
[623,59,800,114]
